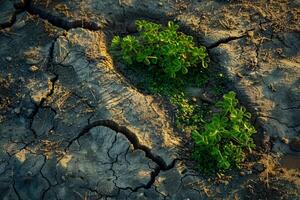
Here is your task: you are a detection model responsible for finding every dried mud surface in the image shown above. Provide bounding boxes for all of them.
[0,0,299,199]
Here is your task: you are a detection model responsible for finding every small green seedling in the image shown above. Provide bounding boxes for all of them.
[111,20,209,78]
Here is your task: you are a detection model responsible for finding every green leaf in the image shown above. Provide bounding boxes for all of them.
[111,36,121,48]
[182,66,188,74]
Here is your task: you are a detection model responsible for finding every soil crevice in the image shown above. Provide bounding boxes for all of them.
[25,1,103,31]
[66,120,177,171]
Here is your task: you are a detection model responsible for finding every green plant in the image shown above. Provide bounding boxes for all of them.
[110,20,255,174]
[171,93,205,131]
[192,91,256,172]
[111,20,209,78]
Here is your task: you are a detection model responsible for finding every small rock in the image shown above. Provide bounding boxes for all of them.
[281,137,289,144]
[239,171,245,176]
[158,2,163,6]
[30,65,39,72]
[5,56,12,62]
[289,139,300,152]
[253,163,265,173]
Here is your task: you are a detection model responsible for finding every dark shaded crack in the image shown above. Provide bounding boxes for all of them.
[259,114,300,129]
[66,120,176,170]
[66,120,178,192]
[124,146,131,165]
[107,134,118,162]
[207,34,247,49]
[281,105,300,110]
[29,40,57,138]
[1,0,32,29]
[12,173,22,200]
[25,1,102,31]
[154,185,168,200]
[40,156,52,200]
[133,165,161,192]
[114,162,163,193]
[5,140,34,157]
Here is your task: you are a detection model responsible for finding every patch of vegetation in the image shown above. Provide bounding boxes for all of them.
[111,20,256,173]
[170,93,206,132]
[111,20,209,78]
[192,92,256,172]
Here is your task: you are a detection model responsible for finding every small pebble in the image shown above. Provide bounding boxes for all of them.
[281,137,289,144]
[158,2,163,6]
[30,65,39,72]
[239,171,245,176]
[247,31,254,38]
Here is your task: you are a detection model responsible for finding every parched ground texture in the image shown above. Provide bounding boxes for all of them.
[0,0,299,199]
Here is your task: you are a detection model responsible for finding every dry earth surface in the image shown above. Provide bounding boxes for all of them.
[0,0,299,199]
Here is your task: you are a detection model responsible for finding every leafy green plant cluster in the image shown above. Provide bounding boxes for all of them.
[111,20,209,78]
[192,92,256,172]
[111,20,256,174]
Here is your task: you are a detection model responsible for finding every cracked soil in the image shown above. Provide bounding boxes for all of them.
[0,0,300,199]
